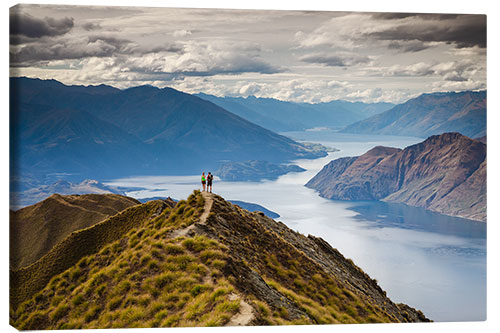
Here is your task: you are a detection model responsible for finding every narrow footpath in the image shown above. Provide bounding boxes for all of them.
[170,191,255,325]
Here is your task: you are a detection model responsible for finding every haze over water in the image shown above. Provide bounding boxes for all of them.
[106,131,486,322]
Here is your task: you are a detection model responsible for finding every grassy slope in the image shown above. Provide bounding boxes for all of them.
[11,191,427,329]
[10,193,140,269]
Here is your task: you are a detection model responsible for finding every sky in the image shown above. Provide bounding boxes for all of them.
[9,3,487,104]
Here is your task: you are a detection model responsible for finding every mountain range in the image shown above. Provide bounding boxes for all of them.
[10,191,428,329]
[341,91,486,138]
[10,77,327,182]
[306,133,486,222]
[196,93,394,132]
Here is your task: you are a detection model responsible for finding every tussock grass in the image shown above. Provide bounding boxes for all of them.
[11,200,169,308]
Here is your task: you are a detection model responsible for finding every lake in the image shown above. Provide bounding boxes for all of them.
[105,131,486,322]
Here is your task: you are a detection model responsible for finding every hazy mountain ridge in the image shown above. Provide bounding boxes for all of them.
[306,133,486,222]
[10,192,428,329]
[341,90,486,138]
[196,93,394,132]
[10,77,327,181]
[10,179,125,210]
[228,200,280,219]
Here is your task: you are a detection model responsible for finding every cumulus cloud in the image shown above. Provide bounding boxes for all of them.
[221,79,413,104]
[226,79,355,103]
[431,79,486,92]
[365,59,484,92]
[380,62,436,77]
[239,82,261,96]
[344,88,417,104]
[172,29,192,38]
[365,58,481,83]
[118,40,283,76]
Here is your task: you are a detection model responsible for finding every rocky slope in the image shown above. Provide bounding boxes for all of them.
[306,133,486,222]
[10,193,140,269]
[341,90,486,138]
[10,192,428,329]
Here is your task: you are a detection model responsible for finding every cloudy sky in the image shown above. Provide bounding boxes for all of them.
[9,3,486,104]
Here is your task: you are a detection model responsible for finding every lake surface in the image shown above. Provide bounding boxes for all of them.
[106,131,486,322]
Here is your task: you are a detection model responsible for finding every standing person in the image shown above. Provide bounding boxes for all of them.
[207,172,213,193]
[201,172,206,192]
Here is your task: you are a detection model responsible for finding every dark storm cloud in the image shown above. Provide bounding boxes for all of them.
[369,14,486,48]
[372,13,460,20]
[10,12,74,39]
[9,35,36,45]
[10,35,136,66]
[299,53,371,67]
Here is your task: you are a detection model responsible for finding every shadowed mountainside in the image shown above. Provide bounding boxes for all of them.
[10,77,327,180]
[10,191,428,329]
[306,133,486,222]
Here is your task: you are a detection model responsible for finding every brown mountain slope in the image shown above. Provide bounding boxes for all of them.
[10,191,428,329]
[306,133,486,222]
[10,193,140,269]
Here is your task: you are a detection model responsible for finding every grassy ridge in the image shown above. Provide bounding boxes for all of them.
[10,193,140,269]
[10,199,173,308]
[12,235,237,329]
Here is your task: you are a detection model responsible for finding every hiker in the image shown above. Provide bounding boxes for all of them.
[201,172,206,192]
[207,172,213,193]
